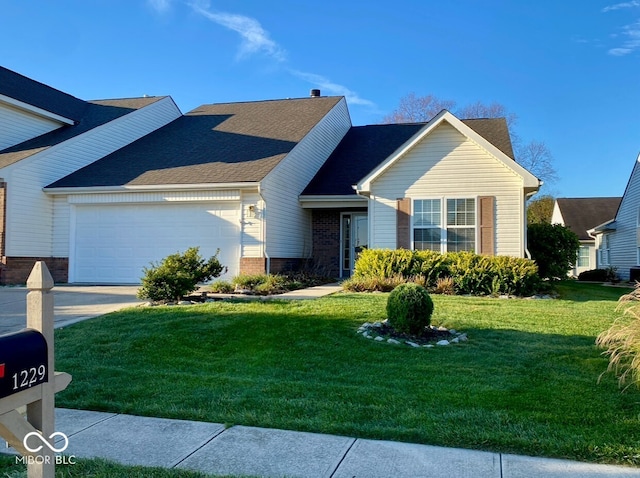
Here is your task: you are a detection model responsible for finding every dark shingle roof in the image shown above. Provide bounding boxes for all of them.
[302,117,515,196]
[0,97,164,169]
[0,66,87,121]
[47,96,342,188]
[556,197,622,240]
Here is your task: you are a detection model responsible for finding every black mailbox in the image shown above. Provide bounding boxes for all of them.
[0,330,48,399]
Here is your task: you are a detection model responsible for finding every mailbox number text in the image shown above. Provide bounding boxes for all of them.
[12,365,46,391]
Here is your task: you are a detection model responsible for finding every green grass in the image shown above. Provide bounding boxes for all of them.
[0,456,249,477]
[53,281,640,466]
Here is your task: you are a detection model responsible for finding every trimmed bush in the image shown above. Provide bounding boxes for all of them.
[578,269,609,282]
[527,223,580,280]
[386,283,434,335]
[137,247,226,303]
[348,248,540,296]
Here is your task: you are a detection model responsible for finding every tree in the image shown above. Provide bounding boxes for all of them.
[527,223,580,280]
[382,93,558,188]
[527,195,555,224]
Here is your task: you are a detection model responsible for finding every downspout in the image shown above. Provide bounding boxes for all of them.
[258,185,270,274]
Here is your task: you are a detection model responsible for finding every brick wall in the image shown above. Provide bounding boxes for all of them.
[0,257,69,285]
[0,182,6,258]
[239,257,267,275]
[311,210,341,277]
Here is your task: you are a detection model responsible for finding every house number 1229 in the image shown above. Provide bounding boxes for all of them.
[12,365,46,391]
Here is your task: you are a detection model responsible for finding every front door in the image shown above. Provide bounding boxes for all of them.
[341,213,368,277]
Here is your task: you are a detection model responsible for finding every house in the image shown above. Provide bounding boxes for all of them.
[551,197,621,277]
[1,66,540,284]
[589,154,640,281]
[0,66,182,283]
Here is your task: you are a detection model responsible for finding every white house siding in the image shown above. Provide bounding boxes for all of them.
[241,191,264,258]
[0,103,63,150]
[2,97,182,258]
[607,160,640,280]
[369,122,526,257]
[261,98,351,260]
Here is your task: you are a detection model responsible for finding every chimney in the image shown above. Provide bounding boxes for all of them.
[310,89,321,97]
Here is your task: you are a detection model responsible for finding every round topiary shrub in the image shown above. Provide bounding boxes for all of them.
[386,283,434,335]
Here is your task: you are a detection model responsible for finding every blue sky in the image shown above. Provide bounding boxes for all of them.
[1,0,639,198]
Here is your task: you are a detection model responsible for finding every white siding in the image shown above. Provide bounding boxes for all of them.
[261,98,351,259]
[3,97,182,257]
[369,122,526,257]
[608,160,640,280]
[241,191,264,258]
[0,103,63,150]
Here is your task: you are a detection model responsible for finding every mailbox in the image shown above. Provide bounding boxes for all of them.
[0,329,48,399]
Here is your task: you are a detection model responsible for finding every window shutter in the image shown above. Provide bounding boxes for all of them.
[478,196,495,256]
[397,198,411,249]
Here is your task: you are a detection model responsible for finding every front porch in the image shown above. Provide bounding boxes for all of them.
[311,208,367,278]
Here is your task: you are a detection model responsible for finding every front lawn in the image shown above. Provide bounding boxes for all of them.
[54,281,640,466]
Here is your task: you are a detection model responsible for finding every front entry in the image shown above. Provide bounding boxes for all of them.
[341,213,368,277]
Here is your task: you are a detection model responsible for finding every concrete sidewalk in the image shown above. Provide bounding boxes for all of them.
[3,408,638,478]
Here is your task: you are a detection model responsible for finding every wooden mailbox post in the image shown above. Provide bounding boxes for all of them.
[0,262,72,478]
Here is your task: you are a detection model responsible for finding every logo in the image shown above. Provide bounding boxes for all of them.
[23,431,69,453]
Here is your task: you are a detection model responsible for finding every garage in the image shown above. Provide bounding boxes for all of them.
[70,202,240,284]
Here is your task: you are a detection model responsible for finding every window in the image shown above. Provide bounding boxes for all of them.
[413,198,476,253]
[577,245,590,268]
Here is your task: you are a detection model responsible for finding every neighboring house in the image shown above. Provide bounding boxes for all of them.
[551,197,621,277]
[590,154,640,281]
[0,66,541,284]
[0,66,182,283]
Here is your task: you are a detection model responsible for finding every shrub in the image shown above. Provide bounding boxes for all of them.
[209,280,234,293]
[596,285,640,389]
[578,269,609,282]
[233,274,269,290]
[137,247,226,303]
[386,283,434,335]
[434,277,455,295]
[348,248,540,296]
[527,223,580,280]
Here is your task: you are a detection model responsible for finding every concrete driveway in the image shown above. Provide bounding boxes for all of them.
[0,285,142,335]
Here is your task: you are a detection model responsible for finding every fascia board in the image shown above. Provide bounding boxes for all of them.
[0,94,75,125]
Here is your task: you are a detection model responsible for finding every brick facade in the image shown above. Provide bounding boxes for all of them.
[0,257,69,285]
[239,257,267,275]
[311,209,342,277]
[0,182,6,258]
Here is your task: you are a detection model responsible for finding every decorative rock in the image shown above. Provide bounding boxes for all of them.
[372,322,383,328]
[362,322,372,328]
[374,336,384,342]
[451,337,459,343]
[387,338,401,345]
[458,334,468,341]
[436,340,450,346]
[365,335,373,339]
[449,329,457,334]
[437,326,448,331]
[423,344,434,348]
[405,341,420,347]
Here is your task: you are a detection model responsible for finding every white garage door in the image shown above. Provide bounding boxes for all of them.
[71,203,240,284]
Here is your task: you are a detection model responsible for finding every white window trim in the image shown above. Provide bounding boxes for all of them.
[411,196,478,253]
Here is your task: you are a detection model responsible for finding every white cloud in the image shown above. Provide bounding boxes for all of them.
[607,20,640,55]
[289,70,375,107]
[189,1,286,62]
[602,1,640,12]
[147,0,172,13]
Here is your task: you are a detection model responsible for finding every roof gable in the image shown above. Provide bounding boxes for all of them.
[555,197,622,240]
[0,97,165,169]
[356,110,539,194]
[303,111,533,197]
[47,96,342,188]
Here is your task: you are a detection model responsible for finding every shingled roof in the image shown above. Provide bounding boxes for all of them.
[0,97,165,169]
[47,96,343,188]
[302,116,515,196]
[0,66,87,122]
[555,197,622,240]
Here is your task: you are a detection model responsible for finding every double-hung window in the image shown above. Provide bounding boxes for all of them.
[577,245,590,268]
[413,198,476,253]
[599,235,610,266]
